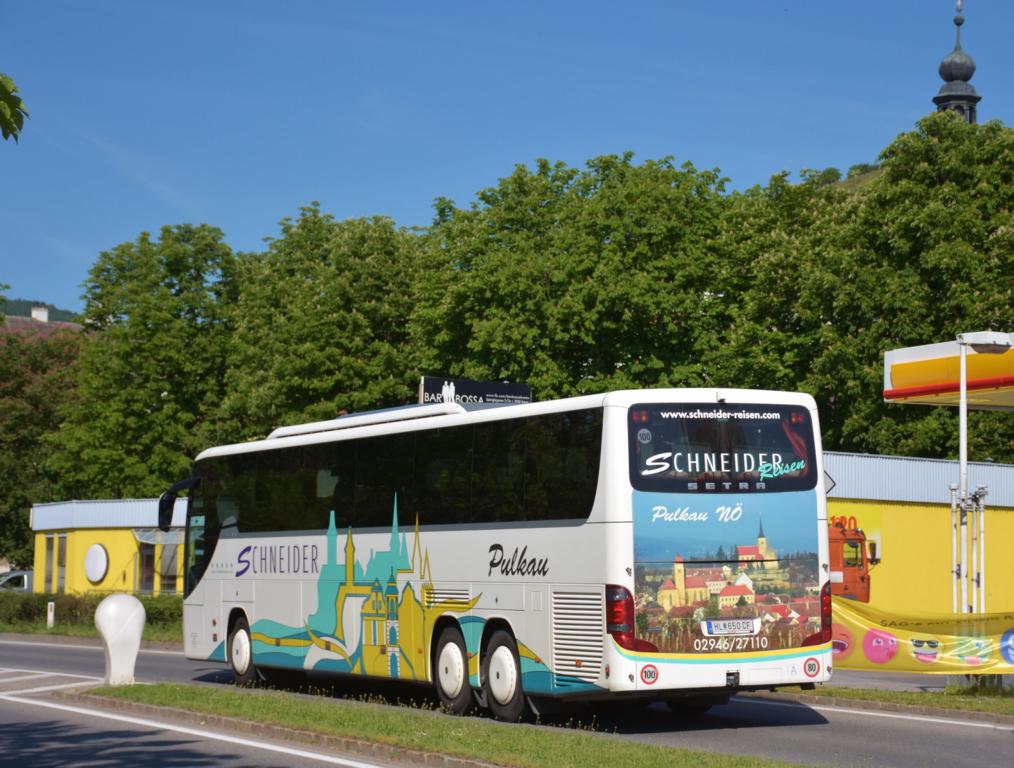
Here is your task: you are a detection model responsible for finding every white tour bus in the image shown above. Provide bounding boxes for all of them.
[160,388,832,720]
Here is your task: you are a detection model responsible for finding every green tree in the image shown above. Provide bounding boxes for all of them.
[47,224,237,498]
[218,205,420,439]
[846,162,879,179]
[635,611,648,636]
[0,73,28,142]
[412,154,728,398]
[711,112,1011,462]
[708,169,848,394]
[799,166,842,187]
[805,113,1013,461]
[0,327,81,565]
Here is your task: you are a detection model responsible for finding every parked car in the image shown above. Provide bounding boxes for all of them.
[0,570,33,592]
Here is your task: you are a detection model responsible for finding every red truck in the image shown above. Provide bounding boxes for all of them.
[828,522,878,602]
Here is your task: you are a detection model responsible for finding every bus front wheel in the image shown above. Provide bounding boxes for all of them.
[434,626,473,714]
[228,615,257,686]
[482,630,527,722]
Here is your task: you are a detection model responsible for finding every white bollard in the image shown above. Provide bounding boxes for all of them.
[46,601,54,629]
[94,594,146,686]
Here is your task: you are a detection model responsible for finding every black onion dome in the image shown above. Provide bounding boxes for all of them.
[939,14,976,83]
[932,7,980,121]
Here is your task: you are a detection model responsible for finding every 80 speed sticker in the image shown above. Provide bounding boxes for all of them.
[803,657,821,678]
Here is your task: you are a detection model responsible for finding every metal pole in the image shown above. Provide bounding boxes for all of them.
[950,484,958,614]
[970,496,978,612]
[960,505,969,613]
[959,339,969,504]
[978,487,987,613]
[958,339,969,614]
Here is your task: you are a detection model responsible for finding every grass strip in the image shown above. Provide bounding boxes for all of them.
[0,621,181,643]
[777,684,1014,716]
[94,683,804,768]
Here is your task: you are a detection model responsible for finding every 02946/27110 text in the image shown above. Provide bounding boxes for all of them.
[693,636,770,652]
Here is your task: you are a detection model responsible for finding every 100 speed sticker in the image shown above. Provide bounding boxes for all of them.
[640,664,659,685]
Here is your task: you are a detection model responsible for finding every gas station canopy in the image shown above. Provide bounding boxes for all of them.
[884,332,1014,410]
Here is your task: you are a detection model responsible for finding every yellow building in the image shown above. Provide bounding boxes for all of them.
[824,452,1014,614]
[30,499,185,596]
[718,584,756,609]
[657,556,710,610]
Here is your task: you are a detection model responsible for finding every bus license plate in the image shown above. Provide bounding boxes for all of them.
[701,618,759,637]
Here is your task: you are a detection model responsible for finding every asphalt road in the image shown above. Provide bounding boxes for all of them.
[0,695,401,768]
[0,637,1009,768]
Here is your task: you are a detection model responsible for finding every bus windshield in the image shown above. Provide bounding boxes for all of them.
[628,403,816,493]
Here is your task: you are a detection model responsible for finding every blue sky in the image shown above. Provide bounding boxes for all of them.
[3,1,1012,313]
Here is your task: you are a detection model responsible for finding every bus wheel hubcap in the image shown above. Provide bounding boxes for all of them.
[232,630,251,674]
[438,642,465,698]
[488,646,517,705]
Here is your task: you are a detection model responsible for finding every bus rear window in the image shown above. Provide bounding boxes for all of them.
[628,403,816,493]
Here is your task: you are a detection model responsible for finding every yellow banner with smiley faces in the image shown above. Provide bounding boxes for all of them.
[832,597,1014,673]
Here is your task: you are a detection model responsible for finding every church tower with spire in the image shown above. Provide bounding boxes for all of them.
[933,1,981,123]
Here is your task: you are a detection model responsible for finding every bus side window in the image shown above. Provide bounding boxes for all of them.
[415,426,472,526]
[523,410,601,521]
[355,432,415,528]
[308,441,353,529]
[217,495,239,537]
[472,418,524,522]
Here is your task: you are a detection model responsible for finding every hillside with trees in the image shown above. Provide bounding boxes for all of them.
[0,299,77,322]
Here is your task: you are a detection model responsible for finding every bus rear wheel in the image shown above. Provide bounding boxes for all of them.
[434,626,473,715]
[482,630,527,722]
[228,615,257,686]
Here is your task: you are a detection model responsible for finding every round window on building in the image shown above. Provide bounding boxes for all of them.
[84,544,109,584]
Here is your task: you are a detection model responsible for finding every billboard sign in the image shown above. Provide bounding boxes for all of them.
[418,376,532,406]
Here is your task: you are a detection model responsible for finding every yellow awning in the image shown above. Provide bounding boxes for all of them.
[884,335,1014,410]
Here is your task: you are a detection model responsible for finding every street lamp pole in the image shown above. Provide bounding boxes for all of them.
[954,331,1012,614]
[958,337,969,613]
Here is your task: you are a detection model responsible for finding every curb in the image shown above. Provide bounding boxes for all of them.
[737,691,1014,725]
[57,691,503,768]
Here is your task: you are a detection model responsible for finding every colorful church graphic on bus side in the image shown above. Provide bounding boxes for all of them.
[235,498,569,693]
[242,498,478,680]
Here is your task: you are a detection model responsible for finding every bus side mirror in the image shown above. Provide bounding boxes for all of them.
[157,492,175,532]
[868,541,879,565]
[159,477,200,532]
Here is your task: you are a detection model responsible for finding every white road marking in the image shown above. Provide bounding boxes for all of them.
[0,693,395,768]
[0,665,102,680]
[0,666,103,694]
[3,680,99,695]
[736,696,1014,732]
[0,639,184,656]
[0,672,50,684]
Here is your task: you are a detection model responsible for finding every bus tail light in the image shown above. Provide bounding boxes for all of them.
[802,581,833,647]
[606,585,658,653]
